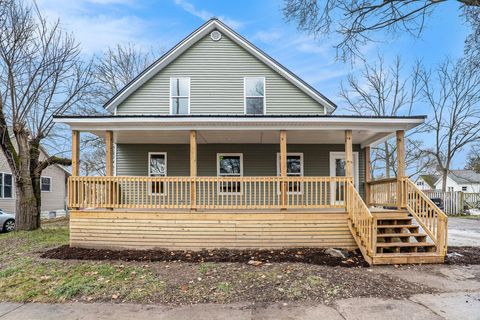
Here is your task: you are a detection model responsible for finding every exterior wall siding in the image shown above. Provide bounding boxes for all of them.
[117,32,325,115]
[0,149,68,214]
[116,143,365,197]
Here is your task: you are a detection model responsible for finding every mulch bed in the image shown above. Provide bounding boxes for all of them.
[41,246,368,267]
[446,246,480,265]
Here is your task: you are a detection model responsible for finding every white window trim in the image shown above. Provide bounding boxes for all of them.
[148,152,167,195]
[276,152,304,195]
[41,176,52,193]
[329,152,360,190]
[169,77,191,115]
[0,172,14,199]
[217,153,243,195]
[244,77,266,115]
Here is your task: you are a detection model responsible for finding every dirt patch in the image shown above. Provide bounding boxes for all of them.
[446,246,480,265]
[41,246,368,268]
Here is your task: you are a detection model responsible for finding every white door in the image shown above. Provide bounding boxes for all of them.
[329,152,359,204]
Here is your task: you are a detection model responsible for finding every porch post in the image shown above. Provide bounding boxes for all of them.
[396,130,405,208]
[72,130,80,176]
[280,130,287,209]
[345,130,353,180]
[364,146,371,206]
[105,131,114,176]
[190,130,197,211]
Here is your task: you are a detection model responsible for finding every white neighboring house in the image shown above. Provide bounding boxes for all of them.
[0,147,70,218]
[414,175,439,191]
[434,170,480,193]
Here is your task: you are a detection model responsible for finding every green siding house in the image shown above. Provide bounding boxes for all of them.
[54,19,447,265]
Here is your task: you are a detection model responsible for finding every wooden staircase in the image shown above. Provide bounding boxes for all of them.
[369,210,444,265]
[346,178,448,266]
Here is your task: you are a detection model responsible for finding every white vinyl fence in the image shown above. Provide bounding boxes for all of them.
[424,191,480,215]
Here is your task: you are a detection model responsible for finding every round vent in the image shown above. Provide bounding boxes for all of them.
[210,30,222,41]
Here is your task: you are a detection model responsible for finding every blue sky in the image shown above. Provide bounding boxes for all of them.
[37,0,471,167]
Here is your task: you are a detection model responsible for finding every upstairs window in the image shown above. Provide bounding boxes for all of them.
[170,77,190,114]
[245,77,265,115]
[41,177,52,192]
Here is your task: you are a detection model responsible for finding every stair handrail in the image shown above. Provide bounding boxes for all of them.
[402,178,448,255]
[345,180,376,258]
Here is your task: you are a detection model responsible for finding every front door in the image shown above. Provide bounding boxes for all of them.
[329,152,359,204]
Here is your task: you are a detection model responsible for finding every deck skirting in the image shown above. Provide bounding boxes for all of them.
[69,210,357,250]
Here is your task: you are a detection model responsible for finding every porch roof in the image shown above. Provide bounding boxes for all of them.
[53,115,425,147]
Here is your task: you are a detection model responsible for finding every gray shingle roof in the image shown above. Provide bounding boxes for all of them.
[448,170,480,184]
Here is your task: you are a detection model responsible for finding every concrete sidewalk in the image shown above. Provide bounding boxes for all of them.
[0,291,478,320]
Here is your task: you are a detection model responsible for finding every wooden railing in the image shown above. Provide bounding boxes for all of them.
[346,180,375,258]
[368,178,398,207]
[68,176,350,210]
[402,178,448,255]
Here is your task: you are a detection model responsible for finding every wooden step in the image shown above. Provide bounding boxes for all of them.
[377,233,426,238]
[377,224,418,229]
[376,242,435,248]
[372,253,444,265]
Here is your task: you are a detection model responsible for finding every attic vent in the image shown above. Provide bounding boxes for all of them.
[210,30,222,41]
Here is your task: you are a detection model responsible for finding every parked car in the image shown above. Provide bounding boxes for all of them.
[430,197,445,211]
[0,209,15,232]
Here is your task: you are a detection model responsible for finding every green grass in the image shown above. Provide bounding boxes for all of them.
[0,222,164,303]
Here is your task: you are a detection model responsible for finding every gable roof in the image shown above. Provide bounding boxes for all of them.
[419,175,439,189]
[104,18,337,114]
[448,170,480,184]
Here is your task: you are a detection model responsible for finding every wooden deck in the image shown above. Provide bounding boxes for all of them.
[67,176,448,265]
[70,209,357,250]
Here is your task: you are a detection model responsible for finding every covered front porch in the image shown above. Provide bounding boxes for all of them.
[55,115,448,265]
[60,116,420,212]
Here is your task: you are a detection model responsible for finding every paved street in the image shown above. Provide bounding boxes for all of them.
[448,217,480,247]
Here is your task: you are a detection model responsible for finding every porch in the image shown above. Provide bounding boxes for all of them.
[54,115,448,265]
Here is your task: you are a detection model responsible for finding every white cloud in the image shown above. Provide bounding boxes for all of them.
[173,0,244,29]
[36,0,153,54]
[252,30,282,43]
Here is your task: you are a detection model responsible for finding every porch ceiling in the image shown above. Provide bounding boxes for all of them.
[53,115,425,147]
[111,130,391,147]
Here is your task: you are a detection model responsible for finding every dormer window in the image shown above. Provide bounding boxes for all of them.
[170,77,190,114]
[245,77,265,115]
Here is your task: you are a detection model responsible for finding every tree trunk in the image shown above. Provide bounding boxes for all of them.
[13,133,43,231]
[441,168,448,193]
[15,174,40,230]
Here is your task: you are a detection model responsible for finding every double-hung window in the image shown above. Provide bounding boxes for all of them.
[0,173,13,198]
[217,153,243,194]
[245,77,265,115]
[170,77,190,114]
[148,153,167,194]
[277,153,304,194]
[41,177,52,192]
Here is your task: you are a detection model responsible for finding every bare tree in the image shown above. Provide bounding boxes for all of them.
[283,0,480,61]
[463,4,480,66]
[339,55,432,178]
[465,145,480,173]
[422,58,480,191]
[78,44,157,176]
[0,0,93,230]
